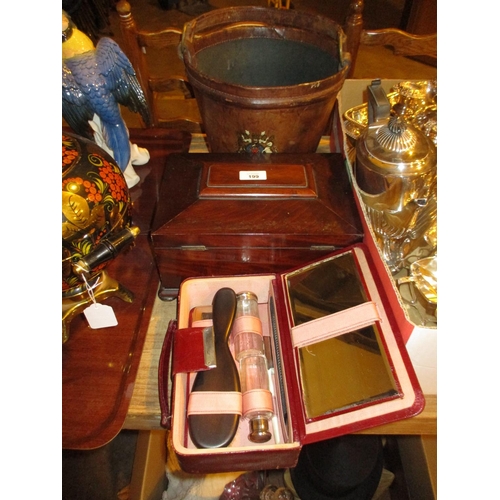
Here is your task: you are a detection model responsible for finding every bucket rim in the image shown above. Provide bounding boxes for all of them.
[184,61,350,106]
[180,6,351,95]
[180,5,350,69]
[181,5,347,35]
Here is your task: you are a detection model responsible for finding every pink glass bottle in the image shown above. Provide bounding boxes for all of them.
[234,292,273,443]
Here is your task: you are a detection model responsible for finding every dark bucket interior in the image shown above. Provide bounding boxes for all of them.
[195,38,341,87]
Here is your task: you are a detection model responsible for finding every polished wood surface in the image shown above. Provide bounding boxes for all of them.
[62,129,191,450]
[150,153,364,299]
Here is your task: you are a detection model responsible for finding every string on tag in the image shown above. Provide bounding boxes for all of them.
[81,273,97,304]
[80,273,119,329]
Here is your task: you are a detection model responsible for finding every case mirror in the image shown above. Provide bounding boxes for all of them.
[285,251,400,420]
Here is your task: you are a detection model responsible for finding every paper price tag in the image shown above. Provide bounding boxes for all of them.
[239,170,267,181]
[84,303,118,329]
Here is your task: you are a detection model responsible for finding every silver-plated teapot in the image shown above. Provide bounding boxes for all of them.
[354,79,437,273]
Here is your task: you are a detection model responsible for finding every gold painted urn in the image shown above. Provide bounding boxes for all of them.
[62,132,139,343]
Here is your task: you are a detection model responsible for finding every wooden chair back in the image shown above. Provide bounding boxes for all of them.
[267,0,291,8]
[116,0,203,132]
[344,0,437,77]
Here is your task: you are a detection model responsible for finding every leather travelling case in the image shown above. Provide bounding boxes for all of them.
[158,243,425,474]
[150,153,364,300]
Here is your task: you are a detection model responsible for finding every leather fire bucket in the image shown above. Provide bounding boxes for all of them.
[180,7,350,153]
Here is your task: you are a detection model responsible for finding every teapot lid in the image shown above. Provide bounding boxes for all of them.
[358,81,436,177]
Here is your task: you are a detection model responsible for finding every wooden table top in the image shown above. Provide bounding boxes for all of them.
[62,129,191,449]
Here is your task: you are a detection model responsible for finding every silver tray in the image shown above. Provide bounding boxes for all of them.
[343,81,437,145]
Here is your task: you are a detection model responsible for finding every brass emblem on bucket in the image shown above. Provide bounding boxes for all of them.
[237,131,277,153]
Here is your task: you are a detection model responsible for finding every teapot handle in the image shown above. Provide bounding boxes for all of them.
[367,79,391,125]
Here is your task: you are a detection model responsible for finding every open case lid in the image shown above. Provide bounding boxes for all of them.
[272,243,425,445]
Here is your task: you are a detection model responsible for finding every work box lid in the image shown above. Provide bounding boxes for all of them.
[158,243,424,473]
[150,153,363,249]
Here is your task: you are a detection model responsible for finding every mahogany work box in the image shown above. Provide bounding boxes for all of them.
[158,244,425,474]
[150,153,364,300]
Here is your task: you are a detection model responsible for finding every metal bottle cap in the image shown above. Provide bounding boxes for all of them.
[236,291,259,302]
[249,417,272,443]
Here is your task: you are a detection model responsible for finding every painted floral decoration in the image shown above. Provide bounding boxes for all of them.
[62,133,132,291]
[237,130,277,153]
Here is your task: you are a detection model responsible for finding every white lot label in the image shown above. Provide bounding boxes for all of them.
[84,303,118,329]
[239,170,267,181]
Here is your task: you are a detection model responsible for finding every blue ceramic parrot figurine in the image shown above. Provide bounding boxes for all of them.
[62,12,152,176]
